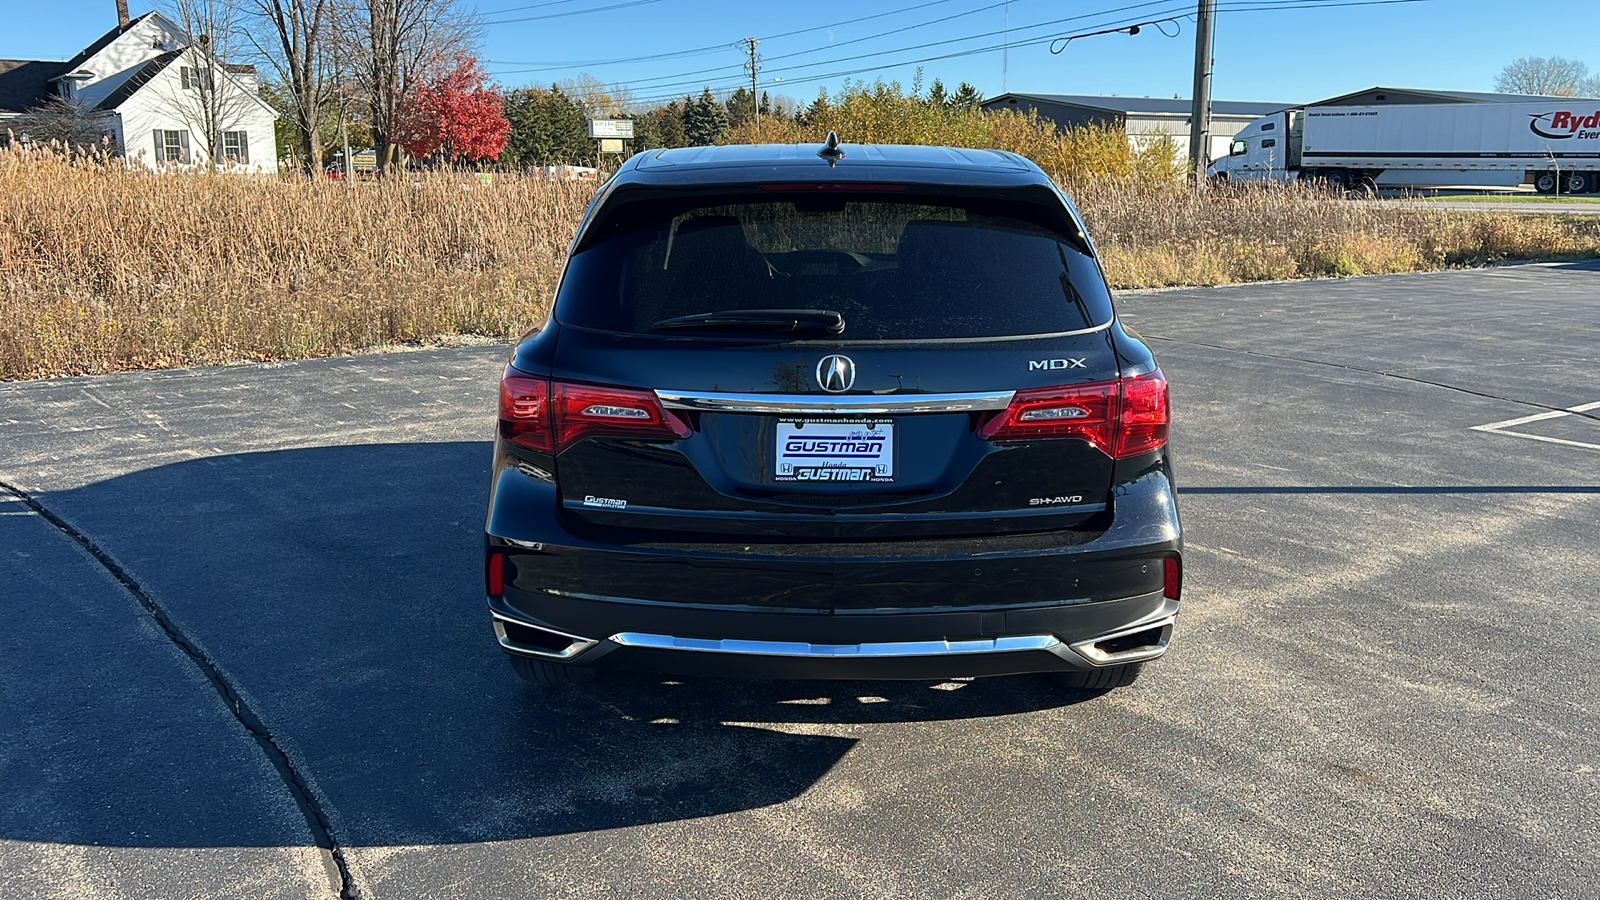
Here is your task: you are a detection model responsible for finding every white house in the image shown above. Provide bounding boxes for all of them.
[0,10,277,174]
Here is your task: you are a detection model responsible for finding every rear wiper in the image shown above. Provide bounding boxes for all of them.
[650,308,846,335]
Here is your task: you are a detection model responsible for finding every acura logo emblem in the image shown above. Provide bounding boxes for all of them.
[816,354,856,392]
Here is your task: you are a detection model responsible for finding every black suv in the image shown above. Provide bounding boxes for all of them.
[484,139,1181,689]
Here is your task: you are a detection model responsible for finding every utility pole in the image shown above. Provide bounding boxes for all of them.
[744,37,760,130]
[335,55,352,180]
[1187,0,1216,186]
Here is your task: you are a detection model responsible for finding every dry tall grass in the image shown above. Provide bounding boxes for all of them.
[3,145,1597,379]
[1,146,588,379]
[1076,180,1600,287]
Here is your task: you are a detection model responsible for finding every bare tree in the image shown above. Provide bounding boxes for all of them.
[1494,56,1594,97]
[159,0,260,170]
[8,97,116,151]
[340,0,472,172]
[240,0,332,172]
[556,73,639,117]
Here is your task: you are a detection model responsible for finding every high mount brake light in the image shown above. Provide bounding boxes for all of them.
[979,370,1169,459]
[758,183,908,192]
[498,367,690,454]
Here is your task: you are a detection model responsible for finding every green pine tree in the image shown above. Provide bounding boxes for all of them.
[682,88,729,146]
[502,86,592,166]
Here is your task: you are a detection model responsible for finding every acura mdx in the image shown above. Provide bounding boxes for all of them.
[484,137,1181,690]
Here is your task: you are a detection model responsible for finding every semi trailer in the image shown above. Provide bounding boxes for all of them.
[1208,100,1600,193]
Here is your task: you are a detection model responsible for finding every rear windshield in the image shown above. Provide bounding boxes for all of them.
[553,198,1113,340]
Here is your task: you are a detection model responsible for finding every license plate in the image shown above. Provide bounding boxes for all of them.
[774,419,894,483]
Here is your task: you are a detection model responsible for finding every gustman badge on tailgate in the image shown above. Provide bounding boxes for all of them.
[816,355,856,392]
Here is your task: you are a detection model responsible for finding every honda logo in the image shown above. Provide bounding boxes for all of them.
[816,355,856,392]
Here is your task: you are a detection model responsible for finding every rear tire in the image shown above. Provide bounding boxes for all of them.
[1567,172,1592,194]
[1058,661,1144,691]
[1534,171,1559,194]
[508,654,598,684]
[1322,168,1350,192]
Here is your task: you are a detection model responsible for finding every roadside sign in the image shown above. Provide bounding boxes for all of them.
[598,138,625,154]
[588,119,635,139]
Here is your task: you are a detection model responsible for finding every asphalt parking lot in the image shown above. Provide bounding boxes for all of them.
[3,260,1598,899]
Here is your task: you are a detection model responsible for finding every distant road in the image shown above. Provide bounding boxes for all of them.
[1390,199,1600,216]
[1364,188,1600,216]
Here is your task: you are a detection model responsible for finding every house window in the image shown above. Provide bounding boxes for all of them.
[222,130,249,164]
[180,66,214,90]
[154,129,189,163]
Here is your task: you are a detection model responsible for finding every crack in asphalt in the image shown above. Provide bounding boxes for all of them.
[0,477,358,900]
[1142,334,1600,425]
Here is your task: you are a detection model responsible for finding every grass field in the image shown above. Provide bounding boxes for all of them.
[3,146,1599,380]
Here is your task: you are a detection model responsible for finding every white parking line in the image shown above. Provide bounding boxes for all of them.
[1471,400,1600,451]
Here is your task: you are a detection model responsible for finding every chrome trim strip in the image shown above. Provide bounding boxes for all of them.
[1065,614,1176,666]
[492,612,600,660]
[609,632,1060,658]
[654,389,1015,415]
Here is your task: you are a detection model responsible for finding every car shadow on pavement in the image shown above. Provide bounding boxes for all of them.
[8,441,1106,850]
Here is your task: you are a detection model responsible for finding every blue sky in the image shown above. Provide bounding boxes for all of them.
[6,0,1598,109]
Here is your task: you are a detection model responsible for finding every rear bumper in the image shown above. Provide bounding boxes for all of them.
[489,589,1177,679]
[484,460,1181,680]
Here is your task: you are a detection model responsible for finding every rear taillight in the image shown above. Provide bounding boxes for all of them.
[552,381,691,449]
[498,367,690,454]
[499,369,553,453]
[1114,370,1170,457]
[487,551,504,596]
[980,369,1170,459]
[978,381,1117,451]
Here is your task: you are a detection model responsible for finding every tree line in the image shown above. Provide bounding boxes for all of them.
[495,77,984,169]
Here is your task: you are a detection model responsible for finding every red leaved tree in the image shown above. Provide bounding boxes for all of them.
[395,52,510,164]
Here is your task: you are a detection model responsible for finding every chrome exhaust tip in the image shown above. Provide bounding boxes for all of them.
[1067,615,1175,666]
[492,613,599,660]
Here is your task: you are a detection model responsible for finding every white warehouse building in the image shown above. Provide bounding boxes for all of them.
[981,93,1290,166]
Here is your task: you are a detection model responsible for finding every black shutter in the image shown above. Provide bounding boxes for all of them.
[153,130,163,161]
[238,131,248,164]
[178,131,190,165]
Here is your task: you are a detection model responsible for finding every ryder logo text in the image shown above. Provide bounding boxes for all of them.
[1529,110,1600,140]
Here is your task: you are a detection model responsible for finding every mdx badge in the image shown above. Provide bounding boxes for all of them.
[816,354,856,392]
[1030,358,1087,371]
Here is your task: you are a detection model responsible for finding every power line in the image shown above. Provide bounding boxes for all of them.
[609,0,1179,94]
[483,0,672,26]
[478,0,597,17]
[620,6,1198,106]
[485,0,976,69]
[613,0,1438,108]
